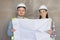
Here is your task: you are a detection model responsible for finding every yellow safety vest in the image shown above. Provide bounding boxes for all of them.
[11,17,28,40]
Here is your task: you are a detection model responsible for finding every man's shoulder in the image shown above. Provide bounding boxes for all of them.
[12,17,28,20]
[12,17,17,20]
[24,17,28,19]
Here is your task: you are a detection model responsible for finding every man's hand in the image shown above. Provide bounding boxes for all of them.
[11,28,16,32]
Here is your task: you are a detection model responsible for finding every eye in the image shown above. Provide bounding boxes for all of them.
[40,11,44,13]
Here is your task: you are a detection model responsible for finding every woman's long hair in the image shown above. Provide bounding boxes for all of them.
[39,9,49,19]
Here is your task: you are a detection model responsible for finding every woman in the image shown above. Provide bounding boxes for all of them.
[39,5,56,40]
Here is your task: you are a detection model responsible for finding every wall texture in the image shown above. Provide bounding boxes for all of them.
[0,0,60,40]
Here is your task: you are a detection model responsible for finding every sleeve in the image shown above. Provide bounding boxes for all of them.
[7,20,13,37]
[51,21,56,39]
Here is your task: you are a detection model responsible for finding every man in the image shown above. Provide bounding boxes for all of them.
[7,3,27,40]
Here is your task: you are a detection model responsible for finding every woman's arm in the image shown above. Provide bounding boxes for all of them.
[51,22,56,38]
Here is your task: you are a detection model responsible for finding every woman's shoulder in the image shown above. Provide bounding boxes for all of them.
[48,18,52,22]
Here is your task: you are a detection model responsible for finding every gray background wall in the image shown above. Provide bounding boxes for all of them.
[0,0,60,40]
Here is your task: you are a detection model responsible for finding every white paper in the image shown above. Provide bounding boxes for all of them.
[12,19,51,40]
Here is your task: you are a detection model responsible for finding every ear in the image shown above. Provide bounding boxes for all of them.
[40,13,41,15]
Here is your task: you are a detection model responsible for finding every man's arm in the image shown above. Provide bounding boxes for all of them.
[7,21,13,37]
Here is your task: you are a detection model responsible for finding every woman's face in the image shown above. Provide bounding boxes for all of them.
[39,10,47,18]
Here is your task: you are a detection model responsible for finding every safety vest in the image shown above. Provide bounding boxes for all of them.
[11,17,28,40]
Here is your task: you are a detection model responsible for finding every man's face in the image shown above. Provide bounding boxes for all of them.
[17,7,26,16]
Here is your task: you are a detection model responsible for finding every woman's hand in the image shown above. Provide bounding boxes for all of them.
[11,28,16,32]
[46,30,53,35]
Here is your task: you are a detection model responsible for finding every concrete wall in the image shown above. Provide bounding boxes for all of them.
[0,0,60,40]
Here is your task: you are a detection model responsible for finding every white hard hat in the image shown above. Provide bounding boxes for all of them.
[39,5,48,10]
[17,3,26,8]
